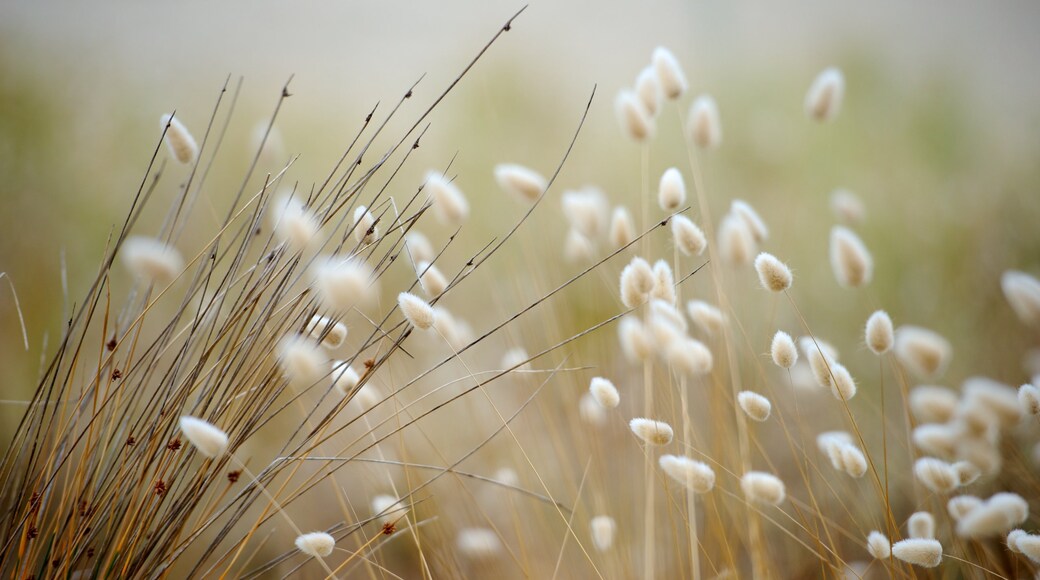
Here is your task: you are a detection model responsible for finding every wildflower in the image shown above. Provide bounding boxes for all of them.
[178,416,229,458]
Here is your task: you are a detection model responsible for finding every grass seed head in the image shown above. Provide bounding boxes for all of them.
[730,200,768,242]
[615,89,655,142]
[312,256,375,312]
[741,471,786,505]
[659,454,716,493]
[671,215,707,256]
[686,300,725,336]
[909,512,936,539]
[657,167,686,211]
[891,538,942,568]
[771,331,798,369]
[804,67,845,122]
[425,171,470,225]
[178,416,229,458]
[398,292,435,330]
[688,94,722,149]
[590,515,617,552]
[589,377,620,408]
[122,236,185,285]
[866,531,891,559]
[651,46,687,99]
[830,226,873,288]
[830,188,865,225]
[306,315,348,350]
[865,310,894,355]
[494,163,546,203]
[635,66,662,116]
[1001,270,1040,327]
[754,252,793,292]
[417,261,448,297]
[610,206,636,249]
[160,113,198,164]
[629,418,674,446]
[352,205,379,244]
[718,213,755,266]
[737,391,772,422]
[294,532,335,558]
[894,325,952,379]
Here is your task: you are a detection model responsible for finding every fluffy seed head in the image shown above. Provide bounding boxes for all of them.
[590,516,616,552]
[659,454,716,493]
[731,200,768,242]
[629,418,674,446]
[718,213,756,266]
[271,195,319,250]
[652,46,687,99]
[579,393,607,426]
[909,512,936,539]
[294,532,335,558]
[651,260,677,304]
[657,168,686,211]
[1002,270,1040,327]
[1014,533,1040,563]
[432,307,472,349]
[563,229,595,263]
[737,391,772,422]
[817,431,853,469]
[352,205,379,244]
[371,495,408,524]
[912,424,958,457]
[956,493,1029,538]
[589,377,620,409]
[404,230,435,263]
[425,171,469,225]
[829,364,857,401]
[456,528,501,559]
[619,316,653,362]
[620,258,654,308]
[501,347,530,371]
[671,215,707,256]
[909,385,958,424]
[417,262,448,298]
[312,257,375,311]
[615,90,655,142]
[754,252,793,292]
[866,531,891,559]
[1007,529,1027,554]
[635,66,662,115]
[667,338,714,376]
[891,538,942,568]
[398,292,435,330]
[952,461,981,486]
[804,67,845,122]
[160,113,198,164]
[964,377,1023,427]
[561,188,610,239]
[278,335,327,387]
[122,236,185,284]
[306,316,348,350]
[741,471,786,505]
[894,326,952,379]
[688,94,722,149]
[948,495,982,521]
[494,163,546,203]
[610,206,636,249]
[830,188,865,225]
[839,444,868,478]
[687,300,725,336]
[865,310,894,355]
[494,467,519,487]
[914,457,958,493]
[331,363,360,397]
[830,226,873,288]
[178,416,229,458]
[771,331,798,369]
[1019,383,1040,416]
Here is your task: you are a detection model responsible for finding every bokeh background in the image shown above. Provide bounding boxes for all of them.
[3,1,1040,577]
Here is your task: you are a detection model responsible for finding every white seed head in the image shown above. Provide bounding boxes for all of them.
[804,67,845,122]
[160,113,197,164]
[659,454,716,493]
[1019,383,1040,416]
[590,515,616,552]
[635,66,662,116]
[312,256,375,311]
[688,94,722,149]
[687,300,725,336]
[456,528,501,559]
[671,215,707,256]
[432,306,472,349]
[830,226,873,288]
[122,236,185,284]
[830,188,865,225]
[718,213,756,266]
[754,252,793,292]
[771,331,798,369]
[667,338,714,376]
[730,200,768,243]
[652,46,687,100]
[589,377,620,409]
[894,326,952,380]
[866,531,891,559]
[865,310,894,355]
[650,260,676,305]
[789,361,818,391]
[371,494,407,524]
[417,261,448,298]
[404,230,435,264]
[501,347,530,371]
[629,418,674,446]
[1007,529,1027,555]
[494,467,519,487]
[816,431,853,469]
[352,205,379,244]
[494,163,546,203]
[619,316,653,362]
[912,424,958,458]
[891,538,942,568]
[270,195,319,251]
[398,292,434,330]
[425,171,469,225]
[829,363,857,401]
[952,461,981,486]
[839,444,868,478]
[914,457,958,493]
[561,188,610,239]
[178,416,229,458]
[1013,533,1040,564]
[294,532,335,558]
[580,393,608,426]
[909,512,936,539]
[737,391,772,422]
[909,385,958,424]
[306,316,348,350]
[947,495,983,521]
[610,206,636,249]
[331,363,360,397]
[563,229,595,263]
[963,377,1022,427]
[615,89,655,142]
[1002,270,1040,327]
[278,335,327,387]
[657,168,686,211]
[741,471,786,505]
[956,493,1029,538]
[620,257,655,308]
